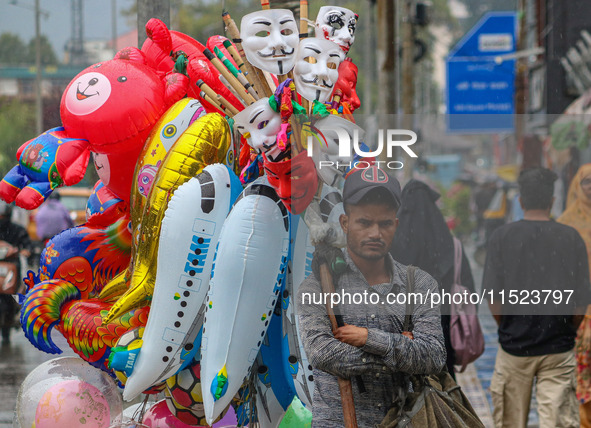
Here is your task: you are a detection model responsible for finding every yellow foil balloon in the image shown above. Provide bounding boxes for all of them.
[99,99,206,301]
[103,113,232,323]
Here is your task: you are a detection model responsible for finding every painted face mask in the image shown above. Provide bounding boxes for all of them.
[294,38,345,103]
[314,6,358,53]
[234,99,286,162]
[309,114,365,189]
[264,151,318,215]
[240,9,299,75]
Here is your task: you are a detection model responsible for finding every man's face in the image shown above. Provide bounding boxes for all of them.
[340,203,398,261]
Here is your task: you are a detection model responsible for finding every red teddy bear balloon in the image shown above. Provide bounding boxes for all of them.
[0,46,189,209]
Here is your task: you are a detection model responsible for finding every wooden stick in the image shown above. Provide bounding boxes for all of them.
[214,46,260,101]
[261,0,270,10]
[197,80,240,116]
[300,0,309,37]
[222,12,272,97]
[222,39,261,100]
[319,263,359,428]
[203,48,257,105]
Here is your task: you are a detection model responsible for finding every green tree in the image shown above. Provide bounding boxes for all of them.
[26,35,58,66]
[0,98,37,177]
[0,33,27,65]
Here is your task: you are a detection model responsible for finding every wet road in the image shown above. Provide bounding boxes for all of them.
[0,328,77,427]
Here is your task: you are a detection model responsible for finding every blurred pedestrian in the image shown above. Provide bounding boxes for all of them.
[484,168,590,428]
[558,163,591,427]
[0,201,31,343]
[473,181,496,240]
[35,192,74,242]
[390,179,476,379]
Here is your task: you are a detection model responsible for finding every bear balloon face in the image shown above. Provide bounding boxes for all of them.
[61,47,188,155]
[240,9,299,75]
[315,6,358,54]
[64,72,113,116]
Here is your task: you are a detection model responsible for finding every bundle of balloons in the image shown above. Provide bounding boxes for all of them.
[3,3,371,427]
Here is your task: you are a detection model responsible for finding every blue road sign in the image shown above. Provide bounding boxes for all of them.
[446,12,517,133]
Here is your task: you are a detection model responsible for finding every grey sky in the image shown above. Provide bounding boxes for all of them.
[0,0,136,61]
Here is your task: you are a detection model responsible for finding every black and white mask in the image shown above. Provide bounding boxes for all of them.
[294,38,345,103]
[240,9,299,75]
[315,6,358,54]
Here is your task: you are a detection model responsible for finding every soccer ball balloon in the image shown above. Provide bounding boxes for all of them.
[164,361,227,426]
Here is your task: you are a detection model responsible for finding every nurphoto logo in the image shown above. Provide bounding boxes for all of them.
[306,127,419,171]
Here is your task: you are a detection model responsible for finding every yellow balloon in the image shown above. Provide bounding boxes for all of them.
[103,113,232,324]
[99,99,206,301]
[130,98,206,227]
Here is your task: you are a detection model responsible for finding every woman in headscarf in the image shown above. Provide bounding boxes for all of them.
[558,163,591,427]
[390,179,475,378]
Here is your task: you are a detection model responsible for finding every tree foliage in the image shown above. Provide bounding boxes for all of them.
[0,32,58,66]
[0,33,27,65]
[0,98,37,177]
[26,35,58,66]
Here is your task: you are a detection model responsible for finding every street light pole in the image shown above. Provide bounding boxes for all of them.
[112,0,118,57]
[401,0,415,178]
[35,0,42,134]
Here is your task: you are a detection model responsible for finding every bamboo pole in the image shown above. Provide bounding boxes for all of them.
[197,80,240,116]
[214,46,260,101]
[299,0,311,112]
[203,48,257,105]
[222,39,261,100]
[222,11,273,97]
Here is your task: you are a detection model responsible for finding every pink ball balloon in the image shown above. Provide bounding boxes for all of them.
[34,379,111,428]
[142,400,202,428]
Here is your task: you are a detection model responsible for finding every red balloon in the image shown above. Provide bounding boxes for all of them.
[206,35,238,69]
[61,47,188,156]
[333,58,360,112]
[142,19,243,116]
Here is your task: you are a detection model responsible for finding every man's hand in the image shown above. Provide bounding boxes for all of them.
[20,249,31,258]
[333,324,368,347]
[312,242,346,282]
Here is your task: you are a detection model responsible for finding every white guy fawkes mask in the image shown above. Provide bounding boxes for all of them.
[234,99,285,162]
[314,6,358,54]
[294,38,345,103]
[240,9,299,75]
[310,114,365,189]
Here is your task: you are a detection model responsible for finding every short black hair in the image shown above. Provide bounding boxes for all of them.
[518,167,557,210]
[343,187,399,214]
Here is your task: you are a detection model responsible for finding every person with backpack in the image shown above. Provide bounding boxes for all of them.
[390,179,480,378]
[484,168,591,428]
[296,168,446,427]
